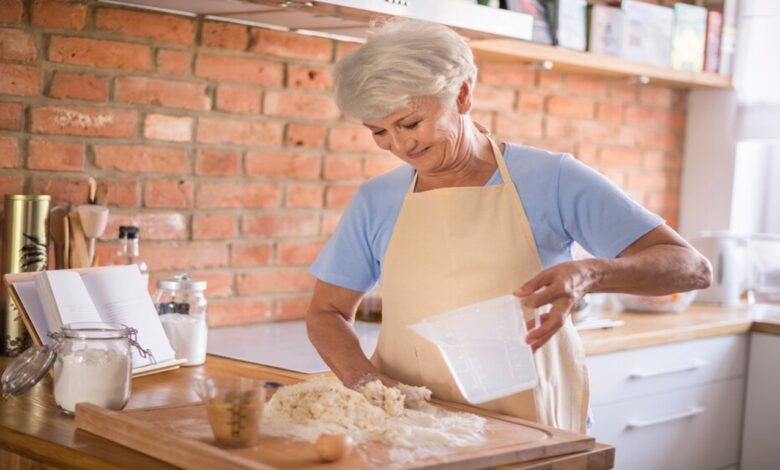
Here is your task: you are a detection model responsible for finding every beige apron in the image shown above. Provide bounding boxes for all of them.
[372,131,589,433]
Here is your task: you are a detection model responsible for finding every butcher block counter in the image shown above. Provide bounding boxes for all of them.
[0,355,614,470]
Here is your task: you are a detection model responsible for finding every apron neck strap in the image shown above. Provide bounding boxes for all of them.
[409,121,510,192]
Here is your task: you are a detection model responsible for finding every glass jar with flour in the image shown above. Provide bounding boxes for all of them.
[1,322,144,415]
[153,273,208,366]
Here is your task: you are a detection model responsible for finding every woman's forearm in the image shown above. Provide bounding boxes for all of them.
[586,244,712,296]
[306,308,378,387]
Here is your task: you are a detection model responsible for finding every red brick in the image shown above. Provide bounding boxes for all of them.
[569,120,616,143]
[325,185,358,209]
[245,151,321,180]
[188,271,233,297]
[195,149,241,177]
[615,126,636,146]
[0,101,23,130]
[537,70,563,91]
[575,143,598,166]
[216,85,261,114]
[102,178,139,208]
[596,102,623,123]
[638,85,674,108]
[546,95,595,119]
[197,117,283,147]
[275,297,309,321]
[335,41,360,61]
[324,155,361,180]
[0,136,18,168]
[49,71,108,102]
[144,179,193,208]
[156,49,191,76]
[0,0,23,23]
[635,129,679,150]
[564,75,608,98]
[329,126,378,153]
[277,240,324,265]
[287,64,332,91]
[599,146,641,167]
[473,87,516,112]
[363,155,402,178]
[193,214,237,240]
[0,64,40,96]
[195,182,280,209]
[248,28,331,62]
[320,212,341,236]
[195,53,282,86]
[31,106,136,137]
[144,114,192,142]
[31,175,88,205]
[93,145,188,173]
[626,172,668,191]
[202,21,248,50]
[102,213,187,241]
[263,90,339,120]
[236,269,315,295]
[625,105,685,129]
[115,76,209,110]
[0,28,36,61]
[49,36,150,71]
[95,8,195,45]
[543,116,569,139]
[230,242,272,268]
[601,168,626,187]
[609,82,638,103]
[495,112,543,140]
[242,213,320,237]
[516,90,545,113]
[31,0,87,30]
[286,123,326,148]
[285,184,323,208]
[644,191,679,213]
[142,242,226,270]
[478,62,536,88]
[643,149,668,170]
[27,139,83,171]
[209,299,271,327]
[0,175,24,197]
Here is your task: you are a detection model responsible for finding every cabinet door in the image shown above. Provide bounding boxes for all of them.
[741,333,780,470]
[590,378,744,470]
[587,334,747,406]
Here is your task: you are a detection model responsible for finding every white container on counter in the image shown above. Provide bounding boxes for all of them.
[154,274,208,366]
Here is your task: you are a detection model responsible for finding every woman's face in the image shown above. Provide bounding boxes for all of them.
[363,96,464,174]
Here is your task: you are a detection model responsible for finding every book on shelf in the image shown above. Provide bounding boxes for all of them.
[719,0,738,76]
[4,265,183,376]
[552,0,588,51]
[620,0,674,67]
[671,3,707,72]
[588,3,624,57]
[504,0,553,45]
[703,10,722,73]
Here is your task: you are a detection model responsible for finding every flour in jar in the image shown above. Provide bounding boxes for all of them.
[52,348,131,414]
[261,379,486,454]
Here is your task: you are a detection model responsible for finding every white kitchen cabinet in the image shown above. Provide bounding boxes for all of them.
[586,334,748,470]
[740,332,780,470]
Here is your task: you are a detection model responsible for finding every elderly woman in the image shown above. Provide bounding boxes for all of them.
[307,19,711,433]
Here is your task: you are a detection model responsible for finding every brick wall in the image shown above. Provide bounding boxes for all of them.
[0,0,686,326]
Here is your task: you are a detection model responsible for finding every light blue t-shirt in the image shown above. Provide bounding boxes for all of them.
[311,143,664,293]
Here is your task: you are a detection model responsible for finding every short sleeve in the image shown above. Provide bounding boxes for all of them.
[557,155,664,258]
[310,189,380,292]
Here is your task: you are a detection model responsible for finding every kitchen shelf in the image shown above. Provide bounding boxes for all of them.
[469,38,732,89]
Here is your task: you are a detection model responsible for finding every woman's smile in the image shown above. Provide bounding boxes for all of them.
[406,146,431,159]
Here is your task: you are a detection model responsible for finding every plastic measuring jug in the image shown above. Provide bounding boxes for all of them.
[407,295,538,404]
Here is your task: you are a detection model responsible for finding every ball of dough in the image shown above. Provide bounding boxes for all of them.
[315,433,353,462]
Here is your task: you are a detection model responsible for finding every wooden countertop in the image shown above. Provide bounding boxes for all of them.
[0,355,613,470]
[580,303,780,356]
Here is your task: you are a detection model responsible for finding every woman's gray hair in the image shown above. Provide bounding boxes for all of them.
[333,19,478,122]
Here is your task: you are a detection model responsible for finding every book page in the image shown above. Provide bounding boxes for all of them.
[34,271,102,327]
[13,280,56,347]
[81,265,175,368]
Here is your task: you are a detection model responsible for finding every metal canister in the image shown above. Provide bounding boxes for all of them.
[1,195,50,356]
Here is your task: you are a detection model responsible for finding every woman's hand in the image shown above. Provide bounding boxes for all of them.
[514,260,599,352]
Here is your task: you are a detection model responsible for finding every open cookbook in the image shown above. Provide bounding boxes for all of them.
[4,265,184,376]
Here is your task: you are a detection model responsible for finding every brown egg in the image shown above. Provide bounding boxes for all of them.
[315,433,354,462]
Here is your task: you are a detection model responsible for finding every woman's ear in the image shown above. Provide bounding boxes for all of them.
[457,81,472,114]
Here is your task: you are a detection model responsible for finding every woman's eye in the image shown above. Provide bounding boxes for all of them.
[372,129,386,136]
[403,121,420,130]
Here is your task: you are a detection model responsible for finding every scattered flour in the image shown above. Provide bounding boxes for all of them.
[261,379,486,460]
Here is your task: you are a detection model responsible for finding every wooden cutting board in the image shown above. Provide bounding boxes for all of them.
[75,400,594,469]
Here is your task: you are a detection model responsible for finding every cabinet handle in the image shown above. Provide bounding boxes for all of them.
[626,406,705,429]
[628,358,707,379]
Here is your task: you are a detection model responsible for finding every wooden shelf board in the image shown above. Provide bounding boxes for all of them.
[470,38,732,89]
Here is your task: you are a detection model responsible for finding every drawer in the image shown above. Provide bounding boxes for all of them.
[587,334,747,406]
[590,377,744,470]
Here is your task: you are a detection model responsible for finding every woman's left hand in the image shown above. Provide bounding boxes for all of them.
[514,260,598,352]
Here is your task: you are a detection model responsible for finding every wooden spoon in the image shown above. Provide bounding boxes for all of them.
[68,211,90,269]
[48,206,67,269]
[87,176,97,204]
[62,215,70,269]
[94,181,108,206]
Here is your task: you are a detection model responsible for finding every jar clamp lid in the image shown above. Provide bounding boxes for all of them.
[156,273,207,292]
